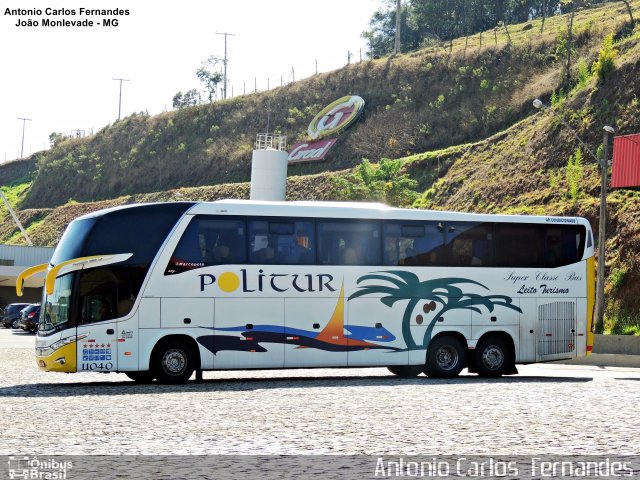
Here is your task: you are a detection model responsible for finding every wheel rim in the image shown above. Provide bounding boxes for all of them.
[435,345,459,371]
[481,345,504,370]
[162,348,187,376]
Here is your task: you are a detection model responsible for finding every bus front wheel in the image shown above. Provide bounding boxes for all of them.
[474,337,510,378]
[424,336,467,378]
[152,340,195,384]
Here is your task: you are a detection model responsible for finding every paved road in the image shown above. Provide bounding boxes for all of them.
[1,327,639,458]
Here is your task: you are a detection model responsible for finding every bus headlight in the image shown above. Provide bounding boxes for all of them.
[36,334,88,356]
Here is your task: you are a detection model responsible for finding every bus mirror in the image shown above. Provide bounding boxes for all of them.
[15,263,49,297]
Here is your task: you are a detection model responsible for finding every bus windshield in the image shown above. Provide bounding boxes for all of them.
[50,218,96,265]
[40,273,75,334]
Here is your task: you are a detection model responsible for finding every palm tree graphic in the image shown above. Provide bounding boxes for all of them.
[349,271,522,350]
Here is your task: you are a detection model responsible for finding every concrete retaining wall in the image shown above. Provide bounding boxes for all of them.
[594,334,640,355]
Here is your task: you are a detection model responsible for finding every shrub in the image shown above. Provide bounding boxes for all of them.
[566,147,584,202]
[576,58,591,88]
[609,267,627,289]
[332,158,418,207]
[592,34,618,81]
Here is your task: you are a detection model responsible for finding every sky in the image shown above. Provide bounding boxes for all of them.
[0,0,382,164]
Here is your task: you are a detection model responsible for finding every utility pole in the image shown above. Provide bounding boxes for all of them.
[394,0,402,54]
[595,126,615,333]
[216,31,235,100]
[17,117,31,159]
[533,99,615,335]
[112,77,129,120]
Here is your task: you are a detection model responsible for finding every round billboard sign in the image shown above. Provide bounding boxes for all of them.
[307,95,365,140]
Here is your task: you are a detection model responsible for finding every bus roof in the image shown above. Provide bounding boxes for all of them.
[186,199,591,228]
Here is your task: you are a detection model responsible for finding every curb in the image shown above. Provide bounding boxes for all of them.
[552,353,640,368]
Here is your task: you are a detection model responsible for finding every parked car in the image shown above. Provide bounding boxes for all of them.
[1,303,30,329]
[20,304,41,333]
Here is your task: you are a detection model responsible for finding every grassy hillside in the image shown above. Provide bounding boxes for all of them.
[1,1,640,332]
[13,1,632,208]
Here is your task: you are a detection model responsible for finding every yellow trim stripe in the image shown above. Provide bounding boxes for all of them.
[44,254,131,295]
[16,263,49,297]
[586,257,596,355]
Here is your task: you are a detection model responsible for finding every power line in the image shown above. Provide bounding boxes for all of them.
[216,31,235,100]
[17,117,31,159]
[112,77,130,120]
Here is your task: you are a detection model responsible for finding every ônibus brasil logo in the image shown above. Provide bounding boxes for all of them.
[307,95,365,139]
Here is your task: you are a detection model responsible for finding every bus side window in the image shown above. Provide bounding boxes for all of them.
[410,223,445,266]
[318,221,380,266]
[543,225,586,267]
[165,216,246,274]
[445,222,494,267]
[495,224,543,268]
[248,219,315,265]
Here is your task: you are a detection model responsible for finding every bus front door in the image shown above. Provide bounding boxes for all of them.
[76,276,119,373]
[76,319,118,373]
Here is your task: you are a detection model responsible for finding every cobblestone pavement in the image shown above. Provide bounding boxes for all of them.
[1,328,639,456]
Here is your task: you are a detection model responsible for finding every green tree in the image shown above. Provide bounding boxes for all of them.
[362,0,567,57]
[620,0,634,26]
[196,55,223,103]
[48,132,70,147]
[361,1,418,57]
[172,89,201,109]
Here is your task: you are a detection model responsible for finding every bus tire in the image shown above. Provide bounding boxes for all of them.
[474,337,510,378]
[387,365,423,377]
[152,340,195,384]
[125,371,155,383]
[424,335,466,378]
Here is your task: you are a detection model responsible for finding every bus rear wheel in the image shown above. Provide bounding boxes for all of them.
[125,371,155,383]
[424,336,466,378]
[474,337,510,378]
[152,340,195,384]
[387,365,423,378]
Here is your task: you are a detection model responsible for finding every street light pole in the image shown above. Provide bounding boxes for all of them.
[533,99,614,333]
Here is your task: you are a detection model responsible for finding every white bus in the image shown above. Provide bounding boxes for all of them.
[18,200,595,384]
